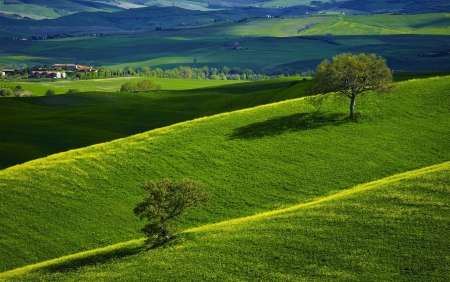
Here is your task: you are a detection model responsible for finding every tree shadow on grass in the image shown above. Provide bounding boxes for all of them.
[38,244,148,274]
[229,112,355,140]
[38,236,181,274]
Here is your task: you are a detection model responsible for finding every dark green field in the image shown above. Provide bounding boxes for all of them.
[0,76,449,280]
[1,3,450,280]
[0,78,307,169]
[1,13,449,72]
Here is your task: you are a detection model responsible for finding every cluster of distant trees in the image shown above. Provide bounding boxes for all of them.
[104,65,312,81]
[120,80,161,92]
[1,63,312,82]
[132,65,272,81]
[0,85,34,97]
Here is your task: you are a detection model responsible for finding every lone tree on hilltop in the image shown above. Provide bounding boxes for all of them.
[134,178,210,245]
[308,53,393,117]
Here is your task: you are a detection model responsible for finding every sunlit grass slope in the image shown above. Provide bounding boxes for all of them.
[0,78,306,169]
[2,14,449,71]
[298,13,450,35]
[0,76,245,96]
[0,76,449,272]
[3,161,449,281]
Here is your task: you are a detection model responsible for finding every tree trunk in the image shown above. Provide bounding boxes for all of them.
[161,229,169,241]
[161,217,169,240]
[350,93,356,117]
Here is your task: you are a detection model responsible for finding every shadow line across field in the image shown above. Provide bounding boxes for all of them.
[229,112,351,140]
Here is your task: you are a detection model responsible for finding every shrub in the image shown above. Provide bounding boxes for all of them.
[45,89,56,96]
[66,88,80,94]
[120,80,161,92]
[0,87,14,97]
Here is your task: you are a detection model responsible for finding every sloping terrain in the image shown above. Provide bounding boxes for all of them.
[0,0,124,20]
[0,78,307,169]
[2,0,449,21]
[1,13,448,73]
[340,0,450,14]
[2,161,449,280]
[0,76,449,273]
[297,13,450,36]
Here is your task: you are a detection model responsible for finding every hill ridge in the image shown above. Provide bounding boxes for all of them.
[0,91,309,172]
[1,161,448,279]
[188,161,450,232]
[1,76,449,273]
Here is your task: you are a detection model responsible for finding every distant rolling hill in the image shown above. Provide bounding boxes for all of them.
[1,0,449,22]
[0,76,449,273]
[0,0,125,20]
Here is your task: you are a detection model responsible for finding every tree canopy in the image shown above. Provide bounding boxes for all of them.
[120,80,161,92]
[308,53,393,117]
[134,178,210,244]
[44,89,55,96]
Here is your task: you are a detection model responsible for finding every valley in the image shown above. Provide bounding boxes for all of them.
[0,1,449,281]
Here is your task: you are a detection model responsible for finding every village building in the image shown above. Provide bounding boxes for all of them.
[76,66,95,72]
[1,69,16,76]
[31,71,66,79]
[224,41,243,50]
[52,64,78,71]
[51,64,95,72]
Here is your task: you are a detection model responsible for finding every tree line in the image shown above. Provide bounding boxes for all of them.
[1,64,313,82]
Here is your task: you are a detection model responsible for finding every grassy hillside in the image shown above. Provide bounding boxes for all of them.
[2,161,449,280]
[0,76,246,96]
[340,0,450,14]
[0,0,124,19]
[298,13,450,35]
[0,77,306,169]
[0,76,449,273]
[1,14,449,72]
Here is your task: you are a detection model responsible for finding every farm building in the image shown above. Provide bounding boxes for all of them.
[1,69,16,76]
[76,66,95,72]
[52,64,78,71]
[31,71,66,78]
[51,64,95,72]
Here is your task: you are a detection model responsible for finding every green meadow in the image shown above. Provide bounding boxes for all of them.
[298,13,450,36]
[1,5,450,280]
[0,3,60,20]
[0,76,246,96]
[0,76,449,279]
[3,162,449,281]
[1,13,449,71]
[0,77,307,169]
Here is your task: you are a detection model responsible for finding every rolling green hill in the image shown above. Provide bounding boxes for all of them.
[0,77,307,170]
[2,0,449,21]
[298,13,450,36]
[0,76,246,96]
[1,13,449,73]
[0,0,125,20]
[340,0,450,14]
[0,76,449,275]
[2,161,449,280]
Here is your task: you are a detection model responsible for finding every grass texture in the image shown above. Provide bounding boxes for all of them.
[0,78,306,169]
[1,162,449,281]
[0,76,246,96]
[298,13,450,36]
[0,76,449,275]
[1,14,449,72]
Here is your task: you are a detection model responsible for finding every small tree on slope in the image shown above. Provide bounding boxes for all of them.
[134,178,210,244]
[308,53,394,117]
